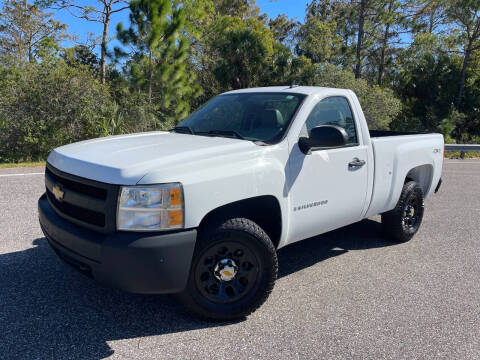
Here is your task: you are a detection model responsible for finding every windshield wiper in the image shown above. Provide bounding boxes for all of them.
[202,130,245,140]
[172,126,195,134]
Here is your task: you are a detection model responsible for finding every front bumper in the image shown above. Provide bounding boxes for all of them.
[38,193,196,294]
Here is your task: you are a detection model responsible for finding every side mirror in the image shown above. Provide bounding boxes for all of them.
[298,125,348,154]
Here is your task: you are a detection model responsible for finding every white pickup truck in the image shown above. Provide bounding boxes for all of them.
[38,86,443,320]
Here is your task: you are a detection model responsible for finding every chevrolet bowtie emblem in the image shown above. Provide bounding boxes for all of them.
[52,184,65,201]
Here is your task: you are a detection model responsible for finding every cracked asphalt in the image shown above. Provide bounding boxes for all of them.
[0,160,479,359]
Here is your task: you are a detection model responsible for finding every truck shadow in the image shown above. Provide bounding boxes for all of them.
[0,218,392,359]
[277,218,392,278]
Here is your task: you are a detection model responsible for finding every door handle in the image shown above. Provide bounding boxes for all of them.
[348,158,366,168]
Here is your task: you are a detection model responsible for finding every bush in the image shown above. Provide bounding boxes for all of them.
[438,117,456,144]
[0,59,116,162]
[444,151,480,159]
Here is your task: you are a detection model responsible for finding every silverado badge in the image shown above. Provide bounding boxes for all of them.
[52,184,65,201]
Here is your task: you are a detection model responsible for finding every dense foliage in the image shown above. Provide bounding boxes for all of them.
[0,0,479,162]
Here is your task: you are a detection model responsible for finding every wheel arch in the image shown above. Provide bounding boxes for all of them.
[197,195,283,249]
[405,164,434,195]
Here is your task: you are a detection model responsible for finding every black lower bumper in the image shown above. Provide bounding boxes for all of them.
[38,193,196,294]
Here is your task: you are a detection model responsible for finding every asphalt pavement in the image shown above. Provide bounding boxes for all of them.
[0,160,479,359]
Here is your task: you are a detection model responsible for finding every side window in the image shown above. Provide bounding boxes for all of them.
[304,96,358,145]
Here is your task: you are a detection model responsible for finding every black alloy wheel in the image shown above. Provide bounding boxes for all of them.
[178,217,278,321]
[195,241,260,304]
[402,193,421,231]
[382,180,425,243]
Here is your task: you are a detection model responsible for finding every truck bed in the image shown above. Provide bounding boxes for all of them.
[365,133,444,218]
[369,130,430,138]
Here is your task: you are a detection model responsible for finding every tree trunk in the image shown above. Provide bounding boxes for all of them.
[456,40,473,110]
[377,34,388,86]
[355,0,366,79]
[378,2,392,86]
[100,9,110,84]
[28,43,33,62]
[24,0,31,62]
[148,50,153,104]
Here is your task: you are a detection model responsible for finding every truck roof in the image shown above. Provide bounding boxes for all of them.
[222,86,353,97]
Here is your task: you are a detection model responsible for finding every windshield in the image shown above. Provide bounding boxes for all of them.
[176,93,306,142]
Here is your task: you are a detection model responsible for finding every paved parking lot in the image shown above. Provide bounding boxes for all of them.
[0,160,479,359]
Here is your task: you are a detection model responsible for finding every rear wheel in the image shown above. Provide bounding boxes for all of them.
[178,217,278,321]
[382,181,424,243]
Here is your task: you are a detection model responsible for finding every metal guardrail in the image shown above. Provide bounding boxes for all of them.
[445,144,480,151]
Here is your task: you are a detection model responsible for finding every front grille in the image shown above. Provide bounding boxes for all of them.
[46,167,107,200]
[46,189,105,226]
[45,163,119,234]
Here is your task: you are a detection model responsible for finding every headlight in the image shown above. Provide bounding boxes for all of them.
[117,183,184,231]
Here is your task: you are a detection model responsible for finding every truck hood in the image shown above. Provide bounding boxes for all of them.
[47,131,257,185]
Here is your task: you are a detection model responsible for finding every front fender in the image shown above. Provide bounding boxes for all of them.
[138,142,290,240]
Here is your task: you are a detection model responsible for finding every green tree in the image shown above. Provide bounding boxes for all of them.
[392,51,461,132]
[411,0,448,34]
[355,0,369,78]
[178,0,271,104]
[208,16,275,89]
[0,0,66,62]
[303,0,357,68]
[62,45,99,71]
[37,0,129,83]
[117,0,201,126]
[374,0,411,85]
[302,0,384,77]
[269,14,298,45]
[290,61,401,129]
[296,16,341,63]
[445,0,480,109]
[352,0,396,80]
[213,0,262,19]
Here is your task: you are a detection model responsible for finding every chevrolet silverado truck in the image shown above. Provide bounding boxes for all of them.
[38,86,444,320]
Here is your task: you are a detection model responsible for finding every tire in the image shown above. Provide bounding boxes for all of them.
[178,217,278,321]
[382,181,424,243]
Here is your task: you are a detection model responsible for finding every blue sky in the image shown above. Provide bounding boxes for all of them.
[37,0,310,53]
[257,0,309,21]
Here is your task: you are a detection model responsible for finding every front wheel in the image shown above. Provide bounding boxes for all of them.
[178,218,278,321]
[382,181,424,243]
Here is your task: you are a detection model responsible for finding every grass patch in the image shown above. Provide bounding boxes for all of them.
[444,151,480,159]
[0,161,46,168]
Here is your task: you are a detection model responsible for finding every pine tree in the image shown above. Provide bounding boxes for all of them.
[446,0,480,109]
[117,0,201,127]
[36,0,129,83]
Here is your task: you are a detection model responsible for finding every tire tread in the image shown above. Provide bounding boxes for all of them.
[179,217,278,321]
[382,181,424,243]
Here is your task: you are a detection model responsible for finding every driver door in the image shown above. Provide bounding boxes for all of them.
[287,96,369,243]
